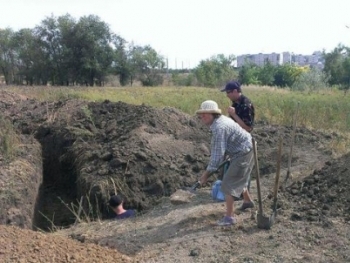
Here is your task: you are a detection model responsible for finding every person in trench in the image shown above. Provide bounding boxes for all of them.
[108,194,136,220]
[197,100,255,226]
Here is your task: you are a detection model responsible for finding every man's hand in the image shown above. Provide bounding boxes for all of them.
[199,171,210,185]
[227,106,236,117]
[228,106,252,132]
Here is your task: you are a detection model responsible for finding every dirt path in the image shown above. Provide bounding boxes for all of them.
[57,186,350,263]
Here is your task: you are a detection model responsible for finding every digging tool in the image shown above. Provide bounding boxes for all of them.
[252,138,271,229]
[182,159,230,193]
[269,136,283,227]
[284,102,299,184]
[254,136,283,230]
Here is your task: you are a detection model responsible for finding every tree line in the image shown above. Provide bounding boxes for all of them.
[191,45,350,91]
[1,13,349,89]
[0,14,165,86]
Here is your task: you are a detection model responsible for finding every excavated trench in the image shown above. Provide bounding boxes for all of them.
[33,127,78,231]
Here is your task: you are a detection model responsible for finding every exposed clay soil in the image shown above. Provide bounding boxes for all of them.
[0,225,131,263]
[0,89,349,262]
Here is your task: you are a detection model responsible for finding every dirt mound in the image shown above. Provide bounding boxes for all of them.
[248,124,335,189]
[0,115,42,229]
[0,90,28,107]
[68,100,211,213]
[0,225,130,263]
[286,153,350,223]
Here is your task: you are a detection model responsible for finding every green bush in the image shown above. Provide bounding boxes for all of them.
[172,73,196,86]
[292,68,329,91]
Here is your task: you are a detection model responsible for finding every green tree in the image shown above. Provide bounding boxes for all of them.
[74,15,114,86]
[35,15,69,85]
[291,67,329,91]
[238,62,260,85]
[342,56,350,90]
[195,54,237,87]
[258,61,276,86]
[128,45,165,86]
[112,35,130,86]
[323,45,350,90]
[274,64,304,87]
[0,28,16,84]
[12,28,49,85]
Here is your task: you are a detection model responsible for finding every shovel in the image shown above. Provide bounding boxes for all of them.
[284,102,299,185]
[270,136,283,225]
[253,136,283,230]
[182,159,230,193]
[252,138,271,229]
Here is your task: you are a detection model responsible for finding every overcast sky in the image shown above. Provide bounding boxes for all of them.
[1,0,350,68]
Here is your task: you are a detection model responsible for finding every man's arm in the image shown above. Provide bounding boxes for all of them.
[228,106,253,132]
[230,112,252,132]
[199,170,211,185]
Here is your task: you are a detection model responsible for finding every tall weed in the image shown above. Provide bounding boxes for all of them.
[0,115,20,160]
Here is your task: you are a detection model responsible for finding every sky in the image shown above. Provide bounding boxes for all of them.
[1,0,350,69]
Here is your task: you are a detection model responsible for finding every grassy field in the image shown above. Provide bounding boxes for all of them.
[6,85,350,133]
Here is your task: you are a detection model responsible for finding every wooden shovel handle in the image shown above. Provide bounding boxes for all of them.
[273,137,283,204]
[252,138,264,215]
[285,102,299,183]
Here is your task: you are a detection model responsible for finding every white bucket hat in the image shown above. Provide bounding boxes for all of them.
[196,100,222,114]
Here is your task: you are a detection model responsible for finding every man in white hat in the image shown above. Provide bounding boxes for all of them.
[197,100,255,226]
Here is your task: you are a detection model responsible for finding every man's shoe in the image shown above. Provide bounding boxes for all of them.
[217,216,237,226]
[239,201,255,211]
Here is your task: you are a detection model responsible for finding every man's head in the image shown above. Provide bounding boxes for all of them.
[196,100,221,125]
[108,194,123,209]
[221,80,242,101]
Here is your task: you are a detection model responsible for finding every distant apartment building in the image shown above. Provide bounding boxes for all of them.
[237,51,324,69]
[237,53,282,67]
[294,54,306,66]
[282,52,291,64]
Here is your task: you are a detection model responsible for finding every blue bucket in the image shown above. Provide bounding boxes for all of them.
[211,180,225,202]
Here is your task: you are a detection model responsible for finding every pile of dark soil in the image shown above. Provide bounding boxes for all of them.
[70,100,212,213]
[286,153,350,223]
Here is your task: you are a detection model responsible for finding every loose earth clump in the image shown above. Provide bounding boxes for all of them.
[285,153,350,224]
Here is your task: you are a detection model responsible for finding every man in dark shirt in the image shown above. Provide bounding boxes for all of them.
[221,80,255,132]
[221,80,255,203]
[108,194,136,220]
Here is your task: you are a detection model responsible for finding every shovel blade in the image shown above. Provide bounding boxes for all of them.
[181,186,197,194]
[257,213,273,230]
[181,181,200,193]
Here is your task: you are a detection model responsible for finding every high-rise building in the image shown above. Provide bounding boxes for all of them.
[236,51,324,68]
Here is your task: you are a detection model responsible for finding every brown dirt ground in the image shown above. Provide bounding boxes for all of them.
[0,89,349,262]
[0,224,131,263]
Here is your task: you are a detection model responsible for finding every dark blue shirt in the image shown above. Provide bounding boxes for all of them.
[231,94,255,128]
[114,210,136,220]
